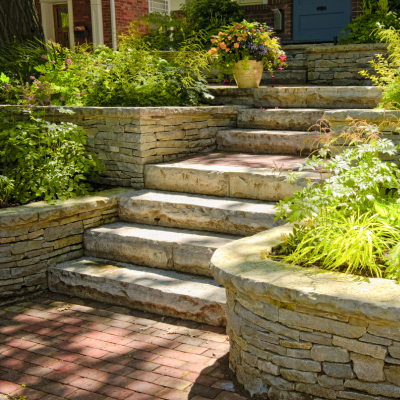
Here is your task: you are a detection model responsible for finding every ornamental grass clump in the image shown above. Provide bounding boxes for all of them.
[208,20,286,78]
[274,118,400,281]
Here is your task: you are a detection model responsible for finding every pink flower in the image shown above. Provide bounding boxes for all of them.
[94,61,98,65]
[41,55,47,59]
[228,36,232,40]
[30,76,35,80]
[76,93,80,97]
[60,97,65,101]
[275,107,279,109]
[52,60,56,64]
[66,59,72,65]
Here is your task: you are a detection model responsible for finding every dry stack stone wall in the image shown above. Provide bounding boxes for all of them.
[48,106,239,188]
[306,44,388,86]
[0,189,129,306]
[227,287,400,400]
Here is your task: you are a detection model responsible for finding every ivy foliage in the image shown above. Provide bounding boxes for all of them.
[0,109,104,204]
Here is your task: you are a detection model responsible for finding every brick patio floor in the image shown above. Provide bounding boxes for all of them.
[0,294,247,400]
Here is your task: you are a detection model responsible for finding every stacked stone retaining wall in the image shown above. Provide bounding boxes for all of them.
[0,189,130,306]
[1,106,239,189]
[211,228,400,400]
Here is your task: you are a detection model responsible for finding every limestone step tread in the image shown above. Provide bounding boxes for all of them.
[206,86,382,109]
[84,221,241,277]
[144,154,321,202]
[216,128,319,154]
[118,189,284,236]
[237,108,327,130]
[48,256,227,326]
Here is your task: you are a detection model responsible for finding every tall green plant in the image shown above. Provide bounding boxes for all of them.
[0,109,104,204]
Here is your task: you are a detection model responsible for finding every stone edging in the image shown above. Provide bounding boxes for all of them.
[210,226,400,399]
[305,43,388,54]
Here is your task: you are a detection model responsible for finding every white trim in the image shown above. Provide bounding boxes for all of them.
[39,0,74,48]
[90,0,104,47]
[148,0,170,14]
[110,0,117,49]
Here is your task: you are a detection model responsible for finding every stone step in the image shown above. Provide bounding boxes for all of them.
[118,189,284,236]
[144,153,321,202]
[84,222,240,278]
[216,129,319,154]
[237,108,326,131]
[48,257,226,326]
[206,86,382,108]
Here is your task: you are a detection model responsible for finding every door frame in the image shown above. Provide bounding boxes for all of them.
[40,0,74,48]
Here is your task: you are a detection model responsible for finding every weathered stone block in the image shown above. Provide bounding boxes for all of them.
[344,379,400,397]
[10,240,42,255]
[350,353,384,382]
[360,334,392,346]
[300,332,332,346]
[279,309,366,338]
[258,359,280,375]
[385,366,400,386]
[287,349,311,359]
[271,355,321,373]
[237,303,299,341]
[281,369,318,384]
[241,350,257,367]
[296,382,336,400]
[244,334,287,356]
[332,336,387,359]
[280,340,312,350]
[262,372,295,391]
[322,362,355,379]
[268,386,312,400]
[318,375,344,390]
[311,345,350,363]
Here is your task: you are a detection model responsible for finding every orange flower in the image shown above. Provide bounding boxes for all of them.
[234,43,239,48]
[237,37,242,41]
[228,36,232,40]
[219,42,226,49]
[208,48,217,55]
[210,38,215,43]
[218,32,223,35]
[225,48,229,52]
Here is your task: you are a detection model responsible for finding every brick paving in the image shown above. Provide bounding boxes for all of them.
[0,295,247,400]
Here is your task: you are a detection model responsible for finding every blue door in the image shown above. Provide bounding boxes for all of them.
[292,0,351,42]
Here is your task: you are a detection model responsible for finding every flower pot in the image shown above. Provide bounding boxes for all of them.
[233,60,263,88]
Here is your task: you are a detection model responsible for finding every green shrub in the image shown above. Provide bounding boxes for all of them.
[359,23,400,109]
[0,175,14,203]
[181,0,244,35]
[274,119,400,280]
[339,0,400,44]
[0,109,104,204]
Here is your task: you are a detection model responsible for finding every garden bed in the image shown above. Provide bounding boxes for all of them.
[211,226,400,399]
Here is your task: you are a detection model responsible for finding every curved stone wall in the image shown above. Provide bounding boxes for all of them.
[210,226,400,400]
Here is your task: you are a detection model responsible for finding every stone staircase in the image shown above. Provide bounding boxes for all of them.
[48,86,382,327]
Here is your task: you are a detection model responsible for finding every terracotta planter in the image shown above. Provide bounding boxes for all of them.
[233,60,263,88]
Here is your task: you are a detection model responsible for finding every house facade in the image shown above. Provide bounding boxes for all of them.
[35,0,362,48]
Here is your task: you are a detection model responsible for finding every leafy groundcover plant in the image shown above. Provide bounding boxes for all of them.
[274,119,400,281]
[0,108,104,205]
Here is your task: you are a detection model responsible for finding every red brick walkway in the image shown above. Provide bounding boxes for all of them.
[0,295,246,400]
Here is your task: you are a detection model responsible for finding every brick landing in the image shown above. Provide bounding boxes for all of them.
[0,295,246,400]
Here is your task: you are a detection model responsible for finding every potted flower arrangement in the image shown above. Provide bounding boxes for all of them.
[209,21,286,88]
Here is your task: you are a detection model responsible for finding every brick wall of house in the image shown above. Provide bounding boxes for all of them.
[241,0,292,42]
[102,0,113,47]
[114,0,149,36]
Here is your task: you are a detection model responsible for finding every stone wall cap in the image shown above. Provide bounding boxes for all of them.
[325,109,400,122]
[305,43,388,54]
[210,226,400,325]
[0,188,134,228]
